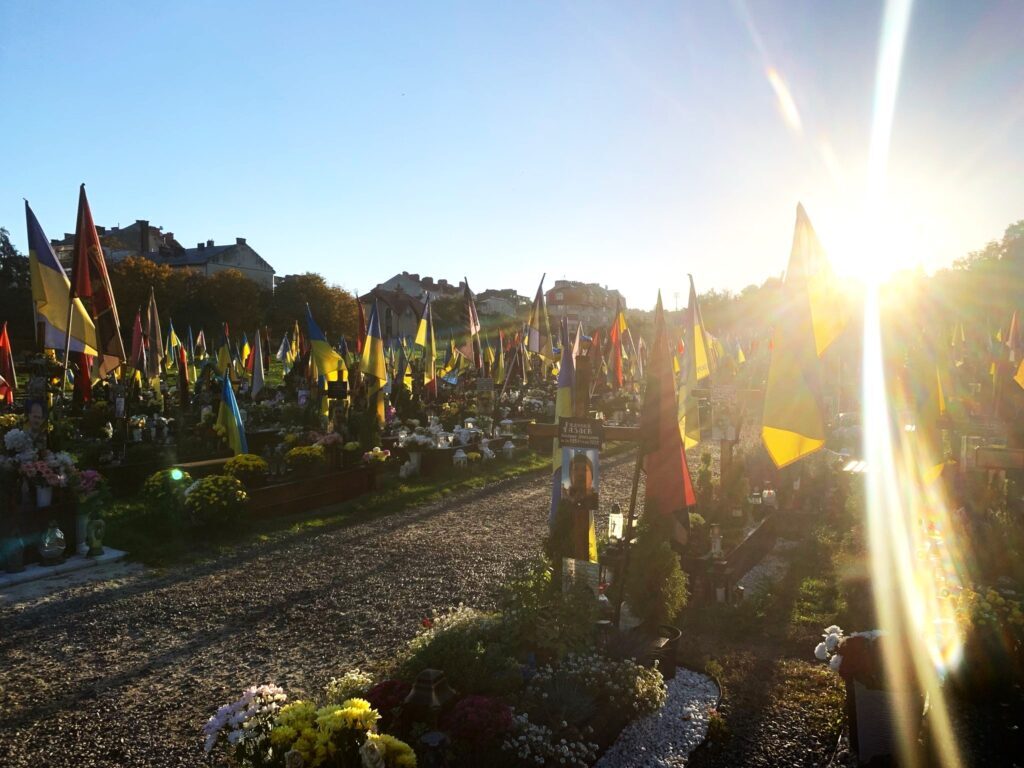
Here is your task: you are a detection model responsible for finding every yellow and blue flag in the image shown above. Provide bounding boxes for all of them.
[217,373,248,455]
[25,201,98,355]
[305,304,343,383]
[361,301,387,426]
[360,301,387,381]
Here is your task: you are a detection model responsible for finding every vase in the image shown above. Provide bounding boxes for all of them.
[132,428,143,442]
[39,521,66,565]
[36,485,54,508]
[87,515,106,557]
[76,513,89,556]
[4,534,24,573]
[408,451,423,473]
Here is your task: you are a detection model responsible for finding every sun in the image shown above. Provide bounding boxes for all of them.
[812,190,934,286]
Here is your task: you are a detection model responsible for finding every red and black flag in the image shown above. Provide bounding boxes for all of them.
[70,185,125,377]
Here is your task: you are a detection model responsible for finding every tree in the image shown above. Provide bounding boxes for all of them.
[268,273,357,340]
[0,228,34,344]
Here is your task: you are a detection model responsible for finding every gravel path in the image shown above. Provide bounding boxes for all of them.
[0,452,640,767]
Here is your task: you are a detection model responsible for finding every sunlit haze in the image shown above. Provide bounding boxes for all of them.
[2,1,1022,305]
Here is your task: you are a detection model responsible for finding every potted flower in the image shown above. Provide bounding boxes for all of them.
[315,431,344,470]
[404,430,436,474]
[184,475,248,529]
[224,454,270,488]
[815,626,925,764]
[284,444,326,478]
[129,415,146,442]
[363,447,390,465]
[20,459,66,508]
[342,440,362,468]
[621,513,688,678]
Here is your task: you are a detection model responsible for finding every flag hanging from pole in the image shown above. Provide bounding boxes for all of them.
[0,322,16,405]
[217,373,249,455]
[458,280,482,370]
[144,287,164,390]
[252,328,266,398]
[361,302,387,426]
[25,201,98,355]
[761,203,844,468]
[415,294,437,398]
[607,297,627,390]
[527,275,554,360]
[70,185,125,377]
[641,292,695,546]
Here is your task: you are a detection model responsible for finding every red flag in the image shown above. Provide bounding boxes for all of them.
[73,352,92,405]
[357,300,367,355]
[0,322,16,405]
[130,309,146,371]
[608,297,626,390]
[640,293,695,546]
[71,185,125,376]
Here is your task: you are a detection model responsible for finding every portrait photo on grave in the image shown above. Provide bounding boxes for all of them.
[561,447,599,511]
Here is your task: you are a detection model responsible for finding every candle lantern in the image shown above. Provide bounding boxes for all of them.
[710,523,723,559]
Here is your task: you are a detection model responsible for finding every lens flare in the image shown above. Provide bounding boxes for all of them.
[860,1,966,765]
[766,67,803,134]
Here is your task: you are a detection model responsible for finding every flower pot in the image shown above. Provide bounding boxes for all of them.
[845,680,925,765]
[36,485,53,508]
[652,625,682,679]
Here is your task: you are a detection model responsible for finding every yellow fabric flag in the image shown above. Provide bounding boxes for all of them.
[762,203,844,468]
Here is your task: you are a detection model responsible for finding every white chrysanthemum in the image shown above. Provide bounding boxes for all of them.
[814,642,829,661]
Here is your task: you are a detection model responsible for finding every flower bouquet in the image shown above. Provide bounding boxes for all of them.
[20,459,66,507]
[363,447,390,464]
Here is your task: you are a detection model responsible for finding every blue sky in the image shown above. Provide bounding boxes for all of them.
[2,1,1022,309]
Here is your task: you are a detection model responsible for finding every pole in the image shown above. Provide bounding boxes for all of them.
[59,292,76,400]
[613,448,645,629]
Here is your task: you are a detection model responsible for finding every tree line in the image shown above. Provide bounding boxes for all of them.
[0,231,359,350]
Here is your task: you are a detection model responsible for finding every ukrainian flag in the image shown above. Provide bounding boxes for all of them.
[25,201,97,355]
[217,373,249,455]
[305,304,343,382]
[361,301,387,426]
[360,302,387,381]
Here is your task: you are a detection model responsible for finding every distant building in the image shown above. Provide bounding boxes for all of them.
[377,271,463,298]
[477,288,527,318]
[50,218,275,290]
[545,280,625,331]
[359,287,425,340]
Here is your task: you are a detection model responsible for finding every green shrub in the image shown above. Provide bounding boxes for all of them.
[184,475,248,529]
[397,606,521,696]
[223,453,269,485]
[624,513,688,627]
[141,468,193,527]
[499,555,598,662]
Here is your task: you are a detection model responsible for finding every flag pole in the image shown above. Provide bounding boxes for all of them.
[613,448,644,629]
[60,282,76,401]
